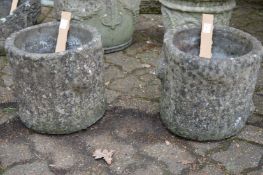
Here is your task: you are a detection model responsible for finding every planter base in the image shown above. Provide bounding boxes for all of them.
[104,38,133,54]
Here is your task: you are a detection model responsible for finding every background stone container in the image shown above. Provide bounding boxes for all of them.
[0,0,41,55]
[54,0,141,53]
[158,25,263,141]
[159,0,236,29]
[5,22,106,134]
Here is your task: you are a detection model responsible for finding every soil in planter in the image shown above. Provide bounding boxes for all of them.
[0,0,12,18]
[17,26,93,54]
[174,28,252,60]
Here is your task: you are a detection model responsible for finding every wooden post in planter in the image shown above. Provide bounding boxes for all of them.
[200,14,214,59]
[10,0,19,14]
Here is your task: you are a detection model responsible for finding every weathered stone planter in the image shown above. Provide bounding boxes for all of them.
[5,22,106,134]
[159,0,236,29]
[54,0,141,53]
[0,0,41,55]
[158,25,263,141]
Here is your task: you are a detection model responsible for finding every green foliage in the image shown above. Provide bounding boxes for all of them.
[2,107,16,113]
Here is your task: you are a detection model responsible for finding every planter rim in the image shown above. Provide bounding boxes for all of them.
[164,24,263,67]
[5,21,102,60]
[159,0,236,13]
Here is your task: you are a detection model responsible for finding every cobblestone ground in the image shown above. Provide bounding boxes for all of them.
[0,0,263,174]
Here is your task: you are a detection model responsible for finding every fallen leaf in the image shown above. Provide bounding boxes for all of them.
[93,149,115,165]
[165,140,171,146]
[141,64,151,68]
[146,40,153,44]
[180,160,193,165]
[105,81,110,86]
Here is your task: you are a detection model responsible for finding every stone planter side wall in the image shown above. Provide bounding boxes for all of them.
[160,0,236,29]
[5,22,106,134]
[159,25,263,141]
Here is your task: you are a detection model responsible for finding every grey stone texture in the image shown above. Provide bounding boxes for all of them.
[0,57,15,103]
[5,22,106,134]
[160,0,236,29]
[142,143,196,174]
[3,161,54,175]
[0,0,263,174]
[54,0,141,53]
[158,25,263,141]
[238,125,263,145]
[211,141,263,174]
[0,143,32,168]
[0,0,41,55]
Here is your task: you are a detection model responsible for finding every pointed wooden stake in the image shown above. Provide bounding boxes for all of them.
[55,11,72,53]
[199,14,214,59]
[10,0,19,14]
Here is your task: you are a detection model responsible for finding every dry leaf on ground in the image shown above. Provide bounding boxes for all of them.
[93,149,115,165]
[165,140,171,146]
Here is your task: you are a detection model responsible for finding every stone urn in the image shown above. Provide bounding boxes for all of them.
[0,0,41,55]
[54,0,141,53]
[5,22,106,134]
[159,0,236,29]
[157,25,263,141]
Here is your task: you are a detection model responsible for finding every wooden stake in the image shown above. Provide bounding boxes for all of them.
[10,0,19,14]
[55,11,72,53]
[199,14,214,59]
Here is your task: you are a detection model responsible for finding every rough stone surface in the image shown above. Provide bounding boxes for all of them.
[188,164,225,175]
[0,0,41,55]
[158,25,263,141]
[187,141,223,156]
[248,169,263,175]
[0,60,15,103]
[237,125,263,145]
[0,143,32,168]
[105,52,144,73]
[105,89,120,104]
[133,164,165,175]
[109,75,144,93]
[3,161,54,175]
[0,107,17,125]
[0,1,263,174]
[211,141,263,174]
[247,114,263,128]
[5,22,106,134]
[143,143,196,174]
[253,93,263,115]
[54,0,141,53]
[30,134,81,170]
[160,0,236,29]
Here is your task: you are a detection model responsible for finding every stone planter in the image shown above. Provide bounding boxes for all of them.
[157,25,263,141]
[0,0,41,55]
[5,22,106,134]
[54,0,141,53]
[159,0,236,29]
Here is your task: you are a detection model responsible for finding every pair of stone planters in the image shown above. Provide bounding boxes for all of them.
[160,0,236,29]
[158,25,263,141]
[5,22,106,134]
[54,0,141,53]
[0,0,41,55]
